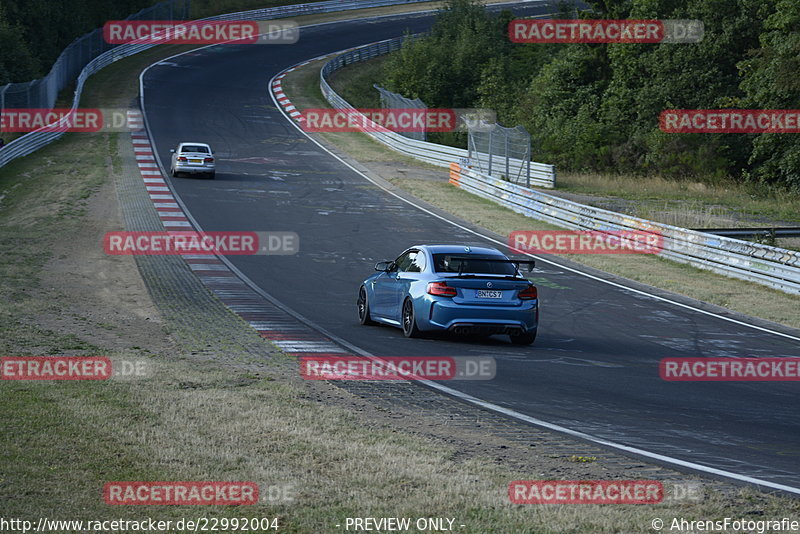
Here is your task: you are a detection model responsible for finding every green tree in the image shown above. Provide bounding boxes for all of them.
[739,0,800,189]
[0,6,39,84]
[517,44,611,170]
[383,0,508,108]
[1,0,163,82]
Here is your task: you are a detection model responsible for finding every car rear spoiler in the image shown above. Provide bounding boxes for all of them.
[442,256,536,277]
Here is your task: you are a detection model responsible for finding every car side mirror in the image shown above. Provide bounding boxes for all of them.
[169,149,175,153]
[375,261,393,272]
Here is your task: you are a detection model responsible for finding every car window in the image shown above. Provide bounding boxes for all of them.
[432,254,516,275]
[408,251,426,272]
[180,145,209,153]
[394,251,418,273]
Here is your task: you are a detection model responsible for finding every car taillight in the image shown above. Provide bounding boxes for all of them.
[177,156,187,162]
[427,281,457,297]
[204,157,214,163]
[518,285,538,300]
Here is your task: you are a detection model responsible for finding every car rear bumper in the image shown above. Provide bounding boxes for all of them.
[174,163,215,174]
[422,298,538,333]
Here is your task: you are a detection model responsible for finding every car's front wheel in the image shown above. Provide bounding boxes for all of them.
[357,286,376,325]
[510,330,537,345]
[402,298,421,338]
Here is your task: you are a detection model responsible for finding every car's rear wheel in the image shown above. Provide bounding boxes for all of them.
[171,167,178,177]
[510,330,537,345]
[402,298,421,338]
[357,286,376,325]
[208,171,215,179]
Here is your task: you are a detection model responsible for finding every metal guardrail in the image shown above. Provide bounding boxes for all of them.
[449,164,800,295]
[319,37,557,188]
[694,227,800,239]
[0,0,438,170]
[211,0,434,21]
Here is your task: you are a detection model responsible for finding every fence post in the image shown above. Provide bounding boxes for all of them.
[526,154,531,188]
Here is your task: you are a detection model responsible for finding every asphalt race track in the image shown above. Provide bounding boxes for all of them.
[140,3,800,492]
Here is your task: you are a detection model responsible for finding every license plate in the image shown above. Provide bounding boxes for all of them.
[189,158,202,164]
[475,289,502,299]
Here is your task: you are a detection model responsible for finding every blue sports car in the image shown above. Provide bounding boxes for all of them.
[357,245,538,345]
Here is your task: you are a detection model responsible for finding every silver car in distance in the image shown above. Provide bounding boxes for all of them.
[170,142,215,179]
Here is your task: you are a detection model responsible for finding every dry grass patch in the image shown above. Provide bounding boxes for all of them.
[557,172,800,227]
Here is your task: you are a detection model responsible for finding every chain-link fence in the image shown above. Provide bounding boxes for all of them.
[468,122,532,186]
[0,0,190,117]
[373,84,427,141]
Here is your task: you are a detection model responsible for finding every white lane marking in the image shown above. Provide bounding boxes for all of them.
[271,341,347,352]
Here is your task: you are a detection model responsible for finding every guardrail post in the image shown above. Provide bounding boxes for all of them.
[487,129,493,176]
[504,134,510,181]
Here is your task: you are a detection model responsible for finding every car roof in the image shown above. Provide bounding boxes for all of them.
[410,244,506,256]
